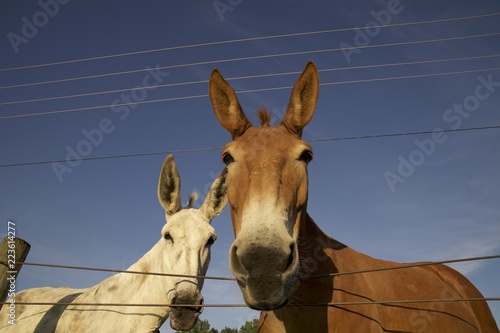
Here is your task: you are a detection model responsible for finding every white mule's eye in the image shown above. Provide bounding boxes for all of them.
[164,232,173,242]
[206,235,216,246]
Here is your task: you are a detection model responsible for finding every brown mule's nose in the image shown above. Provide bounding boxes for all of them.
[230,238,295,277]
[229,236,298,310]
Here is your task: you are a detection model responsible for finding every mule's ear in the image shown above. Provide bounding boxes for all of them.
[209,69,252,139]
[280,61,319,138]
[158,155,182,217]
[200,168,228,221]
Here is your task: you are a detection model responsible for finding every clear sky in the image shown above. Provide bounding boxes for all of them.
[1,0,499,331]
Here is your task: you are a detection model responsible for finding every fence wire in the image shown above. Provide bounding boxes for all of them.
[1,254,498,308]
[2,298,499,309]
[2,253,497,282]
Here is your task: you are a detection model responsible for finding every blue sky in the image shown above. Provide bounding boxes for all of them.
[1,0,499,331]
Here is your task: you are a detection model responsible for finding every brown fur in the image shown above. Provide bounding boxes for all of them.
[209,61,499,333]
[256,108,271,126]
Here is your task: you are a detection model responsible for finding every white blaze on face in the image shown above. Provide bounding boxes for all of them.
[229,196,299,309]
[231,197,298,278]
[240,199,293,243]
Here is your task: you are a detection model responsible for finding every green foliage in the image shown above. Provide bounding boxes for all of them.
[239,319,258,333]
[220,327,238,333]
[175,319,217,333]
[174,318,258,333]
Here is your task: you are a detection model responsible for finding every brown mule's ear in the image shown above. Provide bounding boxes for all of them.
[158,155,182,218]
[209,69,252,139]
[280,61,319,138]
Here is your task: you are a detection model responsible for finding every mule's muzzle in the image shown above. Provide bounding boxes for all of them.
[169,292,204,331]
[229,238,299,310]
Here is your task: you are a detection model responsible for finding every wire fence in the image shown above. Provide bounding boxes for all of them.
[3,53,499,106]
[1,10,499,168]
[1,11,499,72]
[1,9,499,311]
[2,299,499,308]
[2,65,500,120]
[2,31,500,91]
[2,124,500,168]
[14,261,236,281]
[2,254,499,308]
[6,253,498,280]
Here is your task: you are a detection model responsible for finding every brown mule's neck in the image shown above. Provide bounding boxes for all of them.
[293,213,345,292]
[298,213,346,265]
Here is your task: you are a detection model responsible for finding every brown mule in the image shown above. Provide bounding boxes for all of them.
[209,61,499,332]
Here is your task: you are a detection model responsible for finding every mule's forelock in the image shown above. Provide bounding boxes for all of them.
[256,108,271,126]
[186,192,198,208]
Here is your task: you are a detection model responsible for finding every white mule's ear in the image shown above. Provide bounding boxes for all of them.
[209,69,252,139]
[158,155,182,217]
[200,169,228,221]
[280,61,319,138]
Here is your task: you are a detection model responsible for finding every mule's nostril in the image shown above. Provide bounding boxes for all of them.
[229,242,248,278]
[285,243,295,270]
[196,297,204,313]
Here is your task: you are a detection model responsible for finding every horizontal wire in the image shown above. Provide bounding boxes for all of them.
[0,93,207,119]
[1,12,498,73]
[1,125,499,169]
[2,254,498,283]
[322,66,500,86]
[309,125,500,143]
[2,53,500,106]
[309,254,500,278]
[0,79,200,106]
[2,298,499,308]
[0,147,221,168]
[0,301,246,308]
[2,65,500,120]
[1,31,499,90]
[297,298,500,307]
[16,261,236,281]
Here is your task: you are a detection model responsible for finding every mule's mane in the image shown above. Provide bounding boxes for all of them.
[256,108,271,126]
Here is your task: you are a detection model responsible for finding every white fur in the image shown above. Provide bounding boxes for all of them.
[239,200,294,244]
[0,156,227,332]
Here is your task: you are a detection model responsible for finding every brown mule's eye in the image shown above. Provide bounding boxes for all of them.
[298,150,313,164]
[222,152,234,165]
